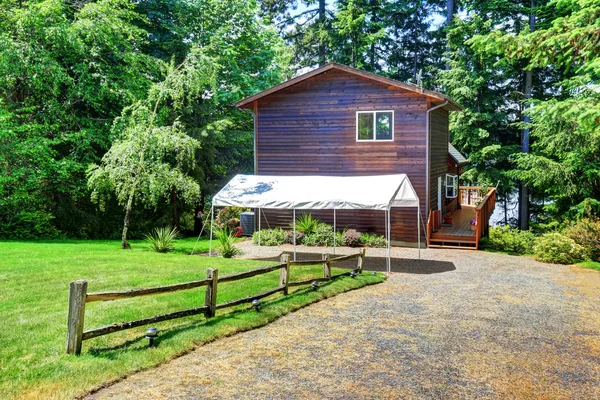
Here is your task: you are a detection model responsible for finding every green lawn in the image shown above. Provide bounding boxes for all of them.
[0,238,384,399]
[577,260,600,272]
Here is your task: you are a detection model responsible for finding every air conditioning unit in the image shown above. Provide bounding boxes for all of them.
[240,212,255,236]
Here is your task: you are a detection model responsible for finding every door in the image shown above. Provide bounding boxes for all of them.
[438,176,442,224]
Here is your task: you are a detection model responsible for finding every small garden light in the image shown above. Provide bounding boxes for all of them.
[311,280,319,291]
[372,271,377,276]
[350,270,357,279]
[145,327,158,347]
[252,299,260,312]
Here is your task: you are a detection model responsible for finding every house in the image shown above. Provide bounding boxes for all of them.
[235,63,496,249]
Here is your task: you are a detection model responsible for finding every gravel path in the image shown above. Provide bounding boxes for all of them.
[89,245,600,399]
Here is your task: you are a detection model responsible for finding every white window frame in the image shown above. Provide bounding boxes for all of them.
[446,174,458,199]
[356,110,394,142]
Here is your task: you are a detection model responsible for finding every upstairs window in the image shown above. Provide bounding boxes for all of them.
[356,111,394,141]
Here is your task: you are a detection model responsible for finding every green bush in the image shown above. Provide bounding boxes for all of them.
[533,232,585,264]
[214,227,240,258]
[252,228,287,246]
[301,223,334,246]
[565,218,600,261]
[360,233,387,248]
[292,212,321,235]
[488,225,536,254]
[145,226,180,253]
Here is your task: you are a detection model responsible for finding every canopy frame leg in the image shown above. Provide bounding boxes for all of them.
[209,204,215,257]
[417,204,421,260]
[257,208,261,247]
[333,209,336,255]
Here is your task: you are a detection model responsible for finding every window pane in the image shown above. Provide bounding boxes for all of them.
[357,113,374,140]
[375,112,392,140]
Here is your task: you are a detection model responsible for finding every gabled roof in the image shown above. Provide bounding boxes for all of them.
[235,63,462,111]
[449,143,469,166]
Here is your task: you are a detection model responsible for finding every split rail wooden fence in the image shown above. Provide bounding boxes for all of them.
[66,249,366,354]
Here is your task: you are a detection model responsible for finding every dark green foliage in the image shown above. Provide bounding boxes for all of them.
[488,226,536,254]
[0,0,287,239]
[533,232,585,264]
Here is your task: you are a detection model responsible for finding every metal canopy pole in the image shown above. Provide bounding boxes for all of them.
[258,208,261,247]
[387,207,391,273]
[209,204,215,257]
[293,209,296,261]
[333,209,336,255]
[417,205,421,260]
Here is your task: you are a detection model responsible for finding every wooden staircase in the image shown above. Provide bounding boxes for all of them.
[426,186,497,250]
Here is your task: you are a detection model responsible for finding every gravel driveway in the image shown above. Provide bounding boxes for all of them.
[89,245,600,399]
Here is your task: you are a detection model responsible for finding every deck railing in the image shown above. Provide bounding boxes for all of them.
[459,186,490,207]
[474,187,497,249]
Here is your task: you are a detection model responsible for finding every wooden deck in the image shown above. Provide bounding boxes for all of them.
[430,206,477,248]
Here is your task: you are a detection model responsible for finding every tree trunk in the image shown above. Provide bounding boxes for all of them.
[519,0,535,230]
[445,0,455,70]
[318,0,326,66]
[171,187,179,229]
[121,190,135,249]
[369,0,377,70]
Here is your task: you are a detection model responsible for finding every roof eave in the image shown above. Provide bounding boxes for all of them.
[235,63,463,111]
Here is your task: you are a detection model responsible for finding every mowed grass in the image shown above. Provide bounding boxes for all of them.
[0,238,384,399]
[577,260,600,272]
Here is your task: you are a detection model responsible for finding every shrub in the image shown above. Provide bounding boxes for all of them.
[343,229,362,247]
[488,225,535,254]
[214,227,240,258]
[145,226,180,253]
[565,218,600,261]
[293,213,321,236]
[252,228,286,246]
[360,233,387,248]
[215,207,246,232]
[533,232,585,264]
[285,230,305,244]
[301,223,334,246]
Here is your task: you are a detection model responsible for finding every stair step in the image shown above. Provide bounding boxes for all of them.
[429,244,477,250]
[430,238,476,244]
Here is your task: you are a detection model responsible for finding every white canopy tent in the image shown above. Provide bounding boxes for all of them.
[210,174,421,272]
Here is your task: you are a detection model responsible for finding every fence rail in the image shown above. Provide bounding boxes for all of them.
[66,249,366,354]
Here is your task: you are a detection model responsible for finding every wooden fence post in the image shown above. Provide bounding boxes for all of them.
[357,249,366,274]
[204,268,218,318]
[66,280,88,355]
[322,253,331,279]
[280,254,290,295]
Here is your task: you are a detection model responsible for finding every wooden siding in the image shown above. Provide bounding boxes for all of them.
[429,108,449,218]
[255,69,432,243]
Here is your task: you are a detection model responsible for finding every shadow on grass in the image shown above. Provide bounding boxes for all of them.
[252,251,456,275]
[85,281,337,358]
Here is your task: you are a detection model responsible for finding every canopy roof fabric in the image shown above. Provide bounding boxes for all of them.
[213,174,420,210]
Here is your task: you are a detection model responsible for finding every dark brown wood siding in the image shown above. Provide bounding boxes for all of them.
[429,108,449,219]
[255,69,430,243]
